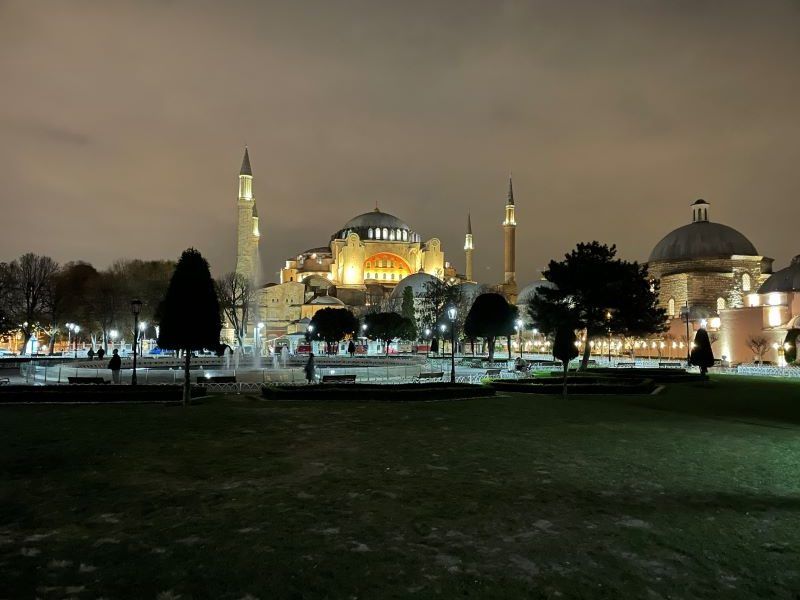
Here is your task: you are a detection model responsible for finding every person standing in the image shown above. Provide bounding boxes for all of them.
[347,340,356,358]
[304,352,316,384]
[87,348,95,360]
[97,347,105,360]
[108,349,122,384]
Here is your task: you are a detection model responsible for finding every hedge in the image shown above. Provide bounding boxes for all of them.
[492,377,656,395]
[262,383,495,401]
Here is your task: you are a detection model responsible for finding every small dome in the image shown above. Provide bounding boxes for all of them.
[333,208,420,242]
[309,295,344,306]
[517,280,555,305]
[389,272,438,300]
[649,222,758,262]
[458,281,482,304]
[758,255,800,294]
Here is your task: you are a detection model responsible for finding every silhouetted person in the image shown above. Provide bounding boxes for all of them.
[108,349,121,384]
[304,353,316,384]
[97,348,105,360]
[87,348,95,360]
[348,340,356,357]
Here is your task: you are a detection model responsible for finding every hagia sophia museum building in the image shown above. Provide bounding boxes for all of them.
[231,148,799,363]
[231,148,518,350]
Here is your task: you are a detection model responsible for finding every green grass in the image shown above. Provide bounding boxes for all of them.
[2,376,800,598]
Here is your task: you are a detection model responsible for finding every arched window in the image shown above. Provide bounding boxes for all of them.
[383,228,388,239]
[742,273,751,292]
[396,228,401,240]
[717,297,726,312]
[668,298,675,317]
[368,228,373,239]
[402,230,407,241]
[389,230,395,241]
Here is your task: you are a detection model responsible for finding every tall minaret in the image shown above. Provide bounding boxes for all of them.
[464,213,474,282]
[503,175,517,288]
[235,147,259,283]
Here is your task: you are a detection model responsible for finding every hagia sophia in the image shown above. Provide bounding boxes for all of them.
[230,148,799,365]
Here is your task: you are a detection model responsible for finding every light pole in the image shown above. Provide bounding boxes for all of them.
[130,299,142,385]
[447,306,457,383]
[516,318,523,359]
[424,327,431,357]
[66,323,74,357]
[73,325,80,358]
[308,324,314,354]
[361,323,368,355]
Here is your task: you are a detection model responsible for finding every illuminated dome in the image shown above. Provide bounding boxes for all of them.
[309,295,344,306]
[333,208,421,242]
[389,272,437,300]
[758,255,800,293]
[517,280,555,305]
[649,200,758,262]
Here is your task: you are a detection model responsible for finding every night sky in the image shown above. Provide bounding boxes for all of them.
[1,0,798,286]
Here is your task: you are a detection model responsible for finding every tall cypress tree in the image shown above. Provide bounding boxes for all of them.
[157,249,221,405]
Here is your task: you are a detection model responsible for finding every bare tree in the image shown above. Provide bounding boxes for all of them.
[746,335,770,364]
[215,272,257,348]
[7,253,60,354]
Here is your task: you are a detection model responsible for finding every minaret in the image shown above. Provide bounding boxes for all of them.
[503,175,517,288]
[464,213,474,282]
[691,198,709,223]
[235,147,259,283]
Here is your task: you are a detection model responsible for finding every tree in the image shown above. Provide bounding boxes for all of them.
[690,328,715,376]
[307,308,358,354]
[528,242,666,370]
[215,272,257,348]
[418,278,461,351]
[364,312,413,355]
[157,249,221,405]
[6,253,60,354]
[400,286,418,341]
[463,293,518,361]
[553,324,579,398]
[0,262,16,337]
[746,335,769,364]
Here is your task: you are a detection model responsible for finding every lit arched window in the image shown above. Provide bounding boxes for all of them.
[396,228,401,240]
[742,273,751,292]
[717,297,726,312]
[389,230,395,241]
[368,228,373,239]
[383,228,388,239]
[402,230,407,241]
[668,298,675,317]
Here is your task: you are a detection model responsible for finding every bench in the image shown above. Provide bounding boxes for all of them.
[485,368,502,378]
[67,376,109,384]
[658,361,683,369]
[197,375,237,383]
[0,377,9,385]
[321,374,357,384]
[616,362,636,368]
[414,371,444,382]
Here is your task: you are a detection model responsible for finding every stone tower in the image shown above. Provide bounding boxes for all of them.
[235,147,260,283]
[502,176,517,298]
[464,212,474,282]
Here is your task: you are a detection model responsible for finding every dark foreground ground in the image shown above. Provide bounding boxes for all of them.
[1,376,799,599]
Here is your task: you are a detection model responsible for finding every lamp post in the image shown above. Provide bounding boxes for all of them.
[361,323,368,355]
[66,323,74,357]
[515,318,523,359]
[424,327,431,357]
[130,299,142,385]
[73,325,80,358]
[308,324,314,354]
[681,300,691,364]
[447,306,457,383]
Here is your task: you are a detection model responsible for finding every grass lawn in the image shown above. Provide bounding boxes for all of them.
[2,376,800,598]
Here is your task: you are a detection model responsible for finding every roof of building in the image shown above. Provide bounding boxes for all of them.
[517,280,555,305]
[758,255,800,294]
[308,295,345,306]
[389,271,438,300]
[649,221,758,262]
[341,208,411,232]
[240,147,252,176]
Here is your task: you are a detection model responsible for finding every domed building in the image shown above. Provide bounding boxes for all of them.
[280,206,452,292]
[648,199,773,319]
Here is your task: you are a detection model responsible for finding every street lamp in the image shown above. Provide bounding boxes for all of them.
[424,327,431,357]
[130,299,142,385]
[66,322,74,357]
[447,306,457,383]
[361,323,368,355]
[515,318,523,359]
[73,325,80,358]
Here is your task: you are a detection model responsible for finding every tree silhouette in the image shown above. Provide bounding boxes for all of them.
[690,328,715,376]
[745,335,769,364]
[307,307,358,354]
[463,293,517,361]
[157,249,221,405]
[400,286,418,341]
[364,312,413,355]
[553,324,579,398]
[529,242,666,370]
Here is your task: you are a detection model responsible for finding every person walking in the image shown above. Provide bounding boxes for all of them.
[347,340,356,358]
[304,352,316,384]
[108,349,122,384]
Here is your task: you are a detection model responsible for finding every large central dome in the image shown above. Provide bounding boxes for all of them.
[333,208,420,242]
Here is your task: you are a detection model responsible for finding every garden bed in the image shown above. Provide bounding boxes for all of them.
[585,367,707,383]
[492,376,657,395]
[0,384,206,404]
[262,382,495,401]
